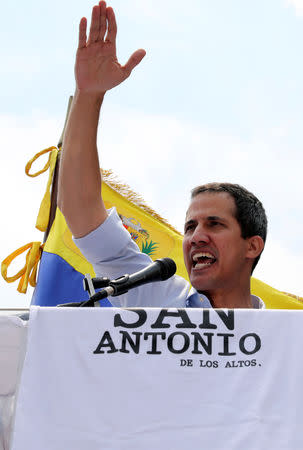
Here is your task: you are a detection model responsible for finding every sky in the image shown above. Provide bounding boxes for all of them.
[1,0,303,308]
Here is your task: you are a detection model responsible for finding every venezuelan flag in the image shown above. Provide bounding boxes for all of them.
[2,147,303,309]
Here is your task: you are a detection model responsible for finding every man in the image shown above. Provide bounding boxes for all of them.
[58,2,266,309]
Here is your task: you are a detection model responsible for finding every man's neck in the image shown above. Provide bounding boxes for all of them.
[202,286,253,309]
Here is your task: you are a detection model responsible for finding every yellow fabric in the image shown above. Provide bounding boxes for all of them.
[251,278,303,310]
[1,242,43,293]
[25,147,59,232]
[44,208,95,277]
[25,146,57,177]
[1,146,58,294]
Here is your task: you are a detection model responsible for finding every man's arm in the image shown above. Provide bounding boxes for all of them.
[57,2,145,238]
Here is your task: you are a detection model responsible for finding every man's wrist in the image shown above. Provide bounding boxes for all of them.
[74,88,105,107]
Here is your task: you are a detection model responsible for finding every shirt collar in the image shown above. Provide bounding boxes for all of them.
[186,288,265,309]
[251,295,265,309]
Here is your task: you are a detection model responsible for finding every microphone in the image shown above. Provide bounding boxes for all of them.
[79,257,176,307]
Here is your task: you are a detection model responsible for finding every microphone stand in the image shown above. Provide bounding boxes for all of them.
[58,258,176,307]
[79,274,130,307]
[57,274,111,307]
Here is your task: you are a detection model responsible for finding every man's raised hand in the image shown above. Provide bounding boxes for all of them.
[75,1,146,95]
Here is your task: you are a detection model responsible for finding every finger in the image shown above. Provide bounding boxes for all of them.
[98,1,107,41]
[105,7,117,43]
[123,49,146,76]
[78,18,87,49]
[88,5,101,44]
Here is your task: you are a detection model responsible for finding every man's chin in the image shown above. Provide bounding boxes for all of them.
[189,266,215,288]
[190,276,214,293]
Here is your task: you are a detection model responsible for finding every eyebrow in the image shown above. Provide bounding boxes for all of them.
[184,216,227,227]
[207,216,225,221]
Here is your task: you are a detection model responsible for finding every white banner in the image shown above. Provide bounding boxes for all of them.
[0,314,27,450]
[11,307,303,450]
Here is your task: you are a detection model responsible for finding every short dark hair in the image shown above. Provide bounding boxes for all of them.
[191,182,267,272]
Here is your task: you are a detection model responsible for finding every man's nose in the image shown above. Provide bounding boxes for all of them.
[191,226,210,245]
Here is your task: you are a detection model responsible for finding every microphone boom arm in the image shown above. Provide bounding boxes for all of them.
[79,258,176,308]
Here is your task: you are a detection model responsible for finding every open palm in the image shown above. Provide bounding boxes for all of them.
[75,1,146,94]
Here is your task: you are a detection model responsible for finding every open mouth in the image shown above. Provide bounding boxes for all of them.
[192,252,217,269]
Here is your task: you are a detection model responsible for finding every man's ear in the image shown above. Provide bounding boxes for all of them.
[246,235,265,260]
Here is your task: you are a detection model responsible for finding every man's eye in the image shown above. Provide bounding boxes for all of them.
[210,221,220,227]
[184,224,194,233]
